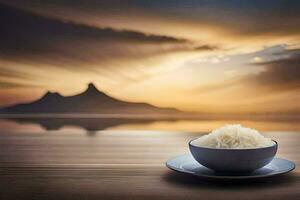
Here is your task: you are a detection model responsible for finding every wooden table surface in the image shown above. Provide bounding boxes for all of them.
[0,130,299,200]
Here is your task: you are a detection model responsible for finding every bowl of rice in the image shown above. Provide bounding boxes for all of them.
[189,124,277,172]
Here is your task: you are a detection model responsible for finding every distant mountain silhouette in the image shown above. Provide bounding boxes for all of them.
[0,83,179,114]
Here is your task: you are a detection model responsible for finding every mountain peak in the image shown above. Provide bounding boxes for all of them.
[42,91,62,99]
[87,83,98,90]
[44,91,62,97]
[84,82,101,94]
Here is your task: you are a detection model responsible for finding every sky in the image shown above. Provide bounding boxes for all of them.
[0,0,299,114]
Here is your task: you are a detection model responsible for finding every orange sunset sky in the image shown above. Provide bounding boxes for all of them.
[0,0,299,114]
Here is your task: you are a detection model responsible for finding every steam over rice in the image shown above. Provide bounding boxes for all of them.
[191,124,274,149]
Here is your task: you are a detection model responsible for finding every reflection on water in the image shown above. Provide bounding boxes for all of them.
[1,117,158,135]
[0,115,299,166]
[111,119,300,132]
[1,115,300,134]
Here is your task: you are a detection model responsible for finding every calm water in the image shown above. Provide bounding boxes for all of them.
[1,116,300,134]
[0,116,299,166]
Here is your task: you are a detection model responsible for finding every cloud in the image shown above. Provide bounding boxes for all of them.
[3,0,299,45]
[187,48,300,98]
[0,3,187,59]
[138,0,300,37]
[249,52,300,90]
[0,66,36,80]
[0,81,33,89]
[194,45,219,51]
[0,3,216,86]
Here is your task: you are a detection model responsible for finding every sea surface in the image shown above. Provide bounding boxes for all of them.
[1,114,300,134]
[0,115,299,164]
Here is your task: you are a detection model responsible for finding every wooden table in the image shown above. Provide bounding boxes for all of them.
[0,130,299,200]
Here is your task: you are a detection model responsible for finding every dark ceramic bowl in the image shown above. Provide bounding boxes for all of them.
[189,139,278,172]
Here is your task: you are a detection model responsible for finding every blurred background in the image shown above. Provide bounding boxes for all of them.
[0,0,299,134]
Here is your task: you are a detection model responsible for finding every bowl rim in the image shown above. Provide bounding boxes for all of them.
[189,138,277,151]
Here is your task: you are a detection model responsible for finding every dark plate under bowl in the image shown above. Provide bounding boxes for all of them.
[189,139,278,172]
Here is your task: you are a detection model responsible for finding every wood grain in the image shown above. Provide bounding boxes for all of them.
[0,131,299,200]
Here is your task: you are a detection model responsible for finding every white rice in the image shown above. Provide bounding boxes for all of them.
[191,124,274,149]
